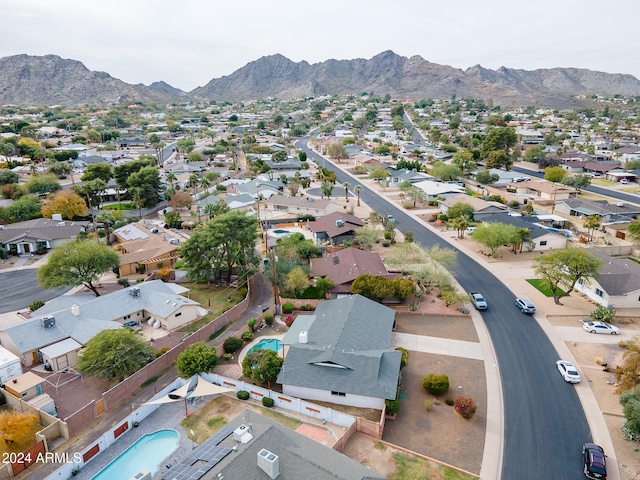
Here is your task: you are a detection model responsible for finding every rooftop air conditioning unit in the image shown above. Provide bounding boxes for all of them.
[257,449,280,479]
[233,424,253,444]
[336,220,344,227]
[40,316,56,328]
[299,331,308,344]
[168,238,179,244]
[129,287,141,297]
[150,228,159,234]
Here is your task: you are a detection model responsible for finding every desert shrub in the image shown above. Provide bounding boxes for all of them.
[264,313,274,326]
[282,303,294,314]
[222,353,232,361]
[223,336,244,354]
[117,278,130,287]
[284,315,295,327]
[155,347,171,358]
[385,397,401,415]
[508,200,521,208]
[242,331,254,342]
[590,305,616,324]
[402,201,414,209]
[423,399,434,411]
[445,398,454,406]
[454,396,477,419]
[422,374,450,395]
[300,303,313,311]
[28,300,45,312]
[396,347,408,368]
[247,318,257,332]
[262,397,275,407]
[237,390,250,400]
[381,239,391,247]
[384,231,393,240]
[404,231,414,243]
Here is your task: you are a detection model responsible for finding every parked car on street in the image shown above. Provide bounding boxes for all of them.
[582,443,607,479]
[556,360,581,383]
[583,321,619,335]
[515,298,536,314]
[469,292,488,310]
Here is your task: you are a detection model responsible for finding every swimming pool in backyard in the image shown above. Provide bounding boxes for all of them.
[247,338,282,355]
[92,429,179,480]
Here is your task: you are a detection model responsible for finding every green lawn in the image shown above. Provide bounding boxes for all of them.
[103,203,135,210]
[177,283,248,333]
[526,279,566,297]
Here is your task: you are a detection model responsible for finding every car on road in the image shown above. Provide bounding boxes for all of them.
[582,442,607,479]
[470,292,487,310]
[515,298,536,314]
[583,321,619,335]
[556,360,581,383]
[386,214,395,222]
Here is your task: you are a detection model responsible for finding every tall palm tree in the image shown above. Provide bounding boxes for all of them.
[583,215,600,242]
[342,182,350,202]
[517,227,531,252]
[354,185,361,206]
[165,171,177,189]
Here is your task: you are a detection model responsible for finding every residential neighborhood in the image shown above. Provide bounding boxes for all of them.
[2,91,640,480]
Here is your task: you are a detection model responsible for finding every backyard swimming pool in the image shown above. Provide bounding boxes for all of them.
[271,229,292,237]
[92,429,179,480]
[247,338,282,355]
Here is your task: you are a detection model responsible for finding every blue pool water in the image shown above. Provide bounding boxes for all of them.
[272,229,290,234]
[92,429,179,480]
[247,338,282,355]
[545,227,572,237]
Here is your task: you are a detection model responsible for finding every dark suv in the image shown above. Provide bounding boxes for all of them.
[582,443,606,479]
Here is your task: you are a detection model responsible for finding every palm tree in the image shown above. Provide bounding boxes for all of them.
[354,185,362,206]
[95,211,115,245]
[321,181,334,199]
[583,215,601,242]
[516,227,531,252]
[450,216,470,239]
[342,182,350,202]
[165,171,177,189]
[188,173,200,195]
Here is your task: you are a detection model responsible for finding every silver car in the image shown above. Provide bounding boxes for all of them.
[515,298,536,314]
[583,321,619,335]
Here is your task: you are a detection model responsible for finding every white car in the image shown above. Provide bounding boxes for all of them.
[469,292,487,310]
[583,321,619,335]
[621,178,629,184]
[556,360,581,383]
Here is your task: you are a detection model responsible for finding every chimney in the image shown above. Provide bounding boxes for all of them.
[299,331,308,344]
[257,449,279,479]
[71,304,80,316]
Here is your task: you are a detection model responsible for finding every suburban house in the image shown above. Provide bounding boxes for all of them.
[234,179,282,199]
[470,168,531,185]
[197,193,256,212]
[162,409,385,480]
[412,180,465,201]
[510,180,576,201]
[0,218,89,256]
[265,196,337,218]
[388,168,433,184]
[113,223,183,276]
[554,198,640,223]
[310,247,395,299]
[277,295,401,409]
[438,194,508,220]
[482,213,568,251]
[308,212,365,246]
[0,281,203,368]
[575,251,640,309]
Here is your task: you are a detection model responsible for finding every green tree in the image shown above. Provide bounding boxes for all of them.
[315,277,334,298]
[187,152,202,162]
[176,341,218,378]
[562,174,591,192]
[0,168,19,185]
[391,277,416,301]
[81,163,112,183]
[76,329,154,382]
[350,275,395,302]
[485,150,512,170]
[476,169,499,185]
[544,166,566,184]
[450,216,470,239]
[524,145,545,163]
[439,286,469,307]
[451,151,476,175]
[533,248,602,304]
[368,167,390,181]
[284,267,311,297]
[354,185,362,206]
[38,239,120,296]
[320,181,334,199]
[583,215,601,242]
[429,161,461,181]
[481,127,517,158]
[203,198,229,220]
[342,181,350,202]
[354,226,380,250]
[95,210,116,246]
[127,166,161,208]
[620,385,640,437]
[447,202,474,220]
[176,138,195,153]
[113,159,152,197]
[327,141,347,162]
[180,210,258,283]
[272,150,288,162]
[24,174,61,195]
[470,223,519,256]
[0,195,41,222]
[385,242,426,274]
[242,349,284,386]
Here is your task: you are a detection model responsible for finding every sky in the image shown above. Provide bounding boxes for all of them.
[2,0,639,93]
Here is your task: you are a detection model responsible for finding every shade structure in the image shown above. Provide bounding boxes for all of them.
[144,395,180,405]
[190,376,231,398]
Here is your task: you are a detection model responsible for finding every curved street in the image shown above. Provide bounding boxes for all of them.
[299,138,593,479]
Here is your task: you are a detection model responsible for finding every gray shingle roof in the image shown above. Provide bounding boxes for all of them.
[277,295,401,400]
[589,250,640,295]
[165,409,386,480]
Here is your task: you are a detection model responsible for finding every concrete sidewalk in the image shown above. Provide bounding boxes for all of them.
[390,332,483,360]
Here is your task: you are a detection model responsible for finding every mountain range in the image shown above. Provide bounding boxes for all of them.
[1,51,640,108]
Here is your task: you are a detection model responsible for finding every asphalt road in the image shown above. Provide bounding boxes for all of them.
[0,269,72,313]
[299,138,591,479]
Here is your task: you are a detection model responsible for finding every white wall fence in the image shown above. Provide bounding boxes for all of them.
[45,374,354,479]
[201,373,355,428]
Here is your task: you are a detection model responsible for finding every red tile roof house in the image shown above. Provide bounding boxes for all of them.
[308,212,365,246]
[310,247,398,299]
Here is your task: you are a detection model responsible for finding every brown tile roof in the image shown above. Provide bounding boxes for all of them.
[310,247,390,286]
[308,212,365,239]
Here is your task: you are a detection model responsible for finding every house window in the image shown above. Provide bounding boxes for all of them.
[331,391,346,397]
[595,288,604,298]
[175,312,182,317]
[539,241,547,246]
[124,314,131,320]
